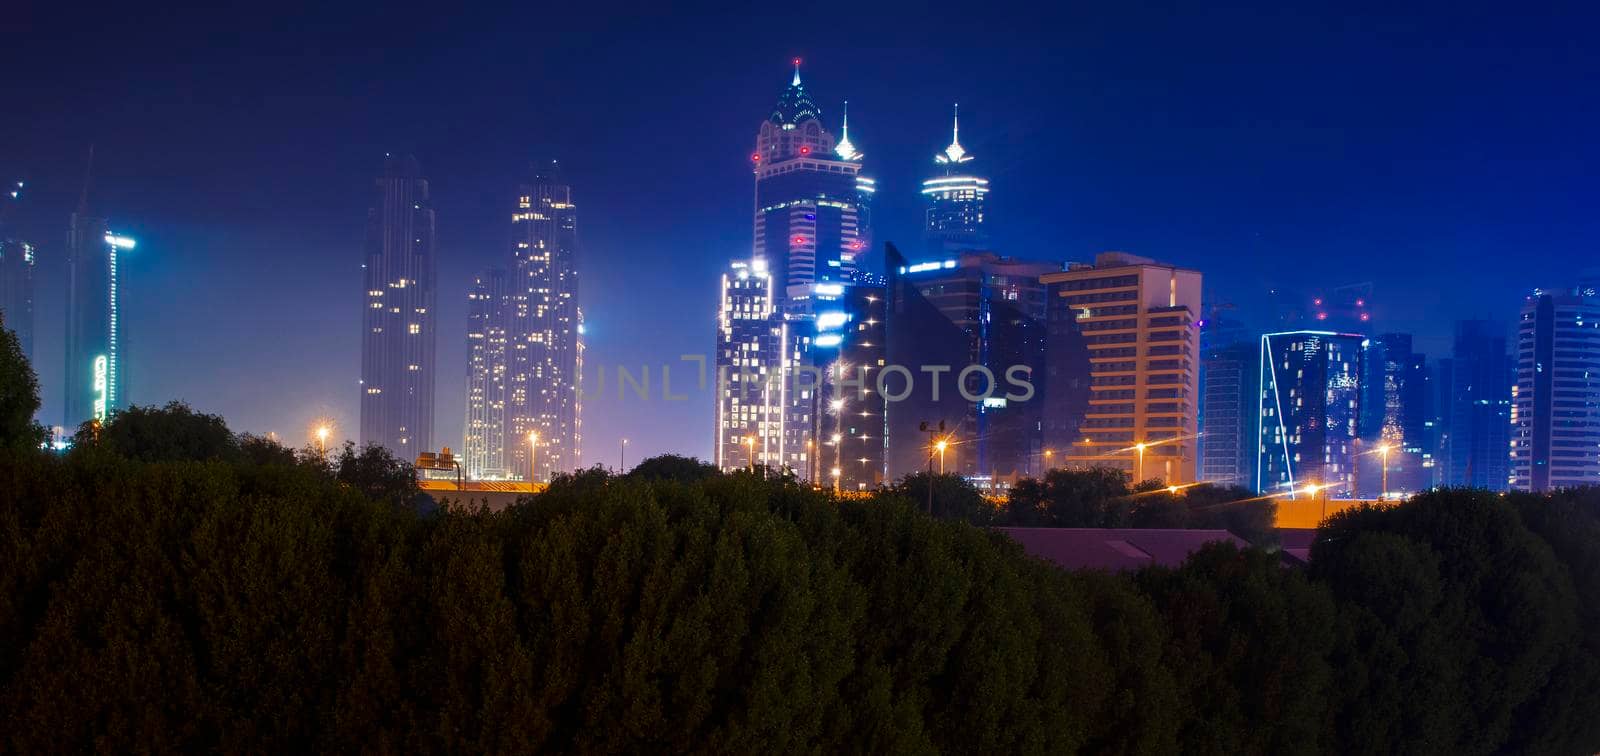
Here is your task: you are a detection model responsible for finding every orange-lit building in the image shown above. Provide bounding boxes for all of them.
[1040,252,1203,484]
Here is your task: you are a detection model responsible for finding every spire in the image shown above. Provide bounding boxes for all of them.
[792,57,802,87]
[835,100,861,161]
[935,103,971,165]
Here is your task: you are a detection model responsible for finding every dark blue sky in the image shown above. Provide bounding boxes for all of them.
[4,1,1596,464]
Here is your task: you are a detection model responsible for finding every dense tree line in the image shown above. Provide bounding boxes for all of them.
[895,468,1277,546]
[2,337,1599,752]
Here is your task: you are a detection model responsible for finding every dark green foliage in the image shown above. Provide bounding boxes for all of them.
[3,358,1600,754]
[74,401,239,462]
[0,317,46,450]
[1000,469,1277,546]
[624,453,720,483]
[889,471,997,524]
[332,441,420,510]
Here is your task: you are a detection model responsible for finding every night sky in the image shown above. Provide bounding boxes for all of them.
[3,1,1597,465]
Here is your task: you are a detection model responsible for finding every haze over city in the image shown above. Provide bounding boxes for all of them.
[3,2,1596,467]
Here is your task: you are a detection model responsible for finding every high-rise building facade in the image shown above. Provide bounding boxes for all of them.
[1441,319,1512,489]
[462,269,511,479]
[1040,252,1203,485]
[810,280,887,490]
[360,155,437,457]
[64,206,131,430]
[715,260,786,470]
[506,163,582,482]
[921,105,989,256]
[1199,336,1257,488]
[890,251,1054,481]
[0,239,33,359]
[1369,333,1430,496]
[1257,331,1366,498]
[752,61,870,309]
[1511,288,1600,492]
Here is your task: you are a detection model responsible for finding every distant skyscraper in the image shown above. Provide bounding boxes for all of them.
[359,154,437,458]
[1200,332,1257,488]
[0,239,33,359]
[752,60,869,309]
[1368,333,1429,496]
[1041,252,1204,485]
[1511,288,1600,492]
[892,251,1054,481]
[462,269,511,479]
[921,104,990,256]
[506,162,582,482]
[1443,319,1511,490]
[64,192,131,430]
[1257,331,1367,498]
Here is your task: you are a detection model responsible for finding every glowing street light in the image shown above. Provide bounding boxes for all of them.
[744,435,757,472]
[620,438,629,472]
[935,438,949,474]
[1377,444,1392,501]
[316,425,331,457]
[1134,442,1147,483]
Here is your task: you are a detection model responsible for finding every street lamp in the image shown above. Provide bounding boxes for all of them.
[1377,444,1392,501]
[831,466,841,493]
[744,435,757,473]
[935,438,949,474]
[620,438,629,472]
[528,431,539,483]
[1043,448,1054,474]
[1134,442,1147,483]
[316,425,331,457]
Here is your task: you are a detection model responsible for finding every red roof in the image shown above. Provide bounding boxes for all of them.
[1276,528,1319,565]
[994,527,1248,572]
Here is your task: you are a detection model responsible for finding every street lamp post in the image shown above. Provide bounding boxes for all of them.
[1134,442,1146,483]
[316,426,330,458]
[1043,448,1054,475]
[620,438,628,472]
[1378,444,1391,501]
[745,435,756,473]
[936,439,949,474]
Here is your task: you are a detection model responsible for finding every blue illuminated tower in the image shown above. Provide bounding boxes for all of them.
[1257,331,1368,497]
[922,104,990,256]
[751,60,870,311]
[1511,288,1600,492]
[64,157,131,431]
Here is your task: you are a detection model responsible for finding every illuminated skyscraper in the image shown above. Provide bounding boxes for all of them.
[360,154,437,457]
[506,162,582,482]
[462,269,511,479]
[921,104,990,256]
[1041,253,1204,485]
[751,60,870,310]
[64,194,131,430]
[715,260,785,471]
[1257,331,1367,497]
[1511,287,1600,492]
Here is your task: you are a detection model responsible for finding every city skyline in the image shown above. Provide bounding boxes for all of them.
[3,4,1598,466]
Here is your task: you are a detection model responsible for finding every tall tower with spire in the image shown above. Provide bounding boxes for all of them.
[750,59,871,309]
[921,104,991,256]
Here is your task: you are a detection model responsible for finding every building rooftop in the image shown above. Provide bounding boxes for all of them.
[993,527,1247,572]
